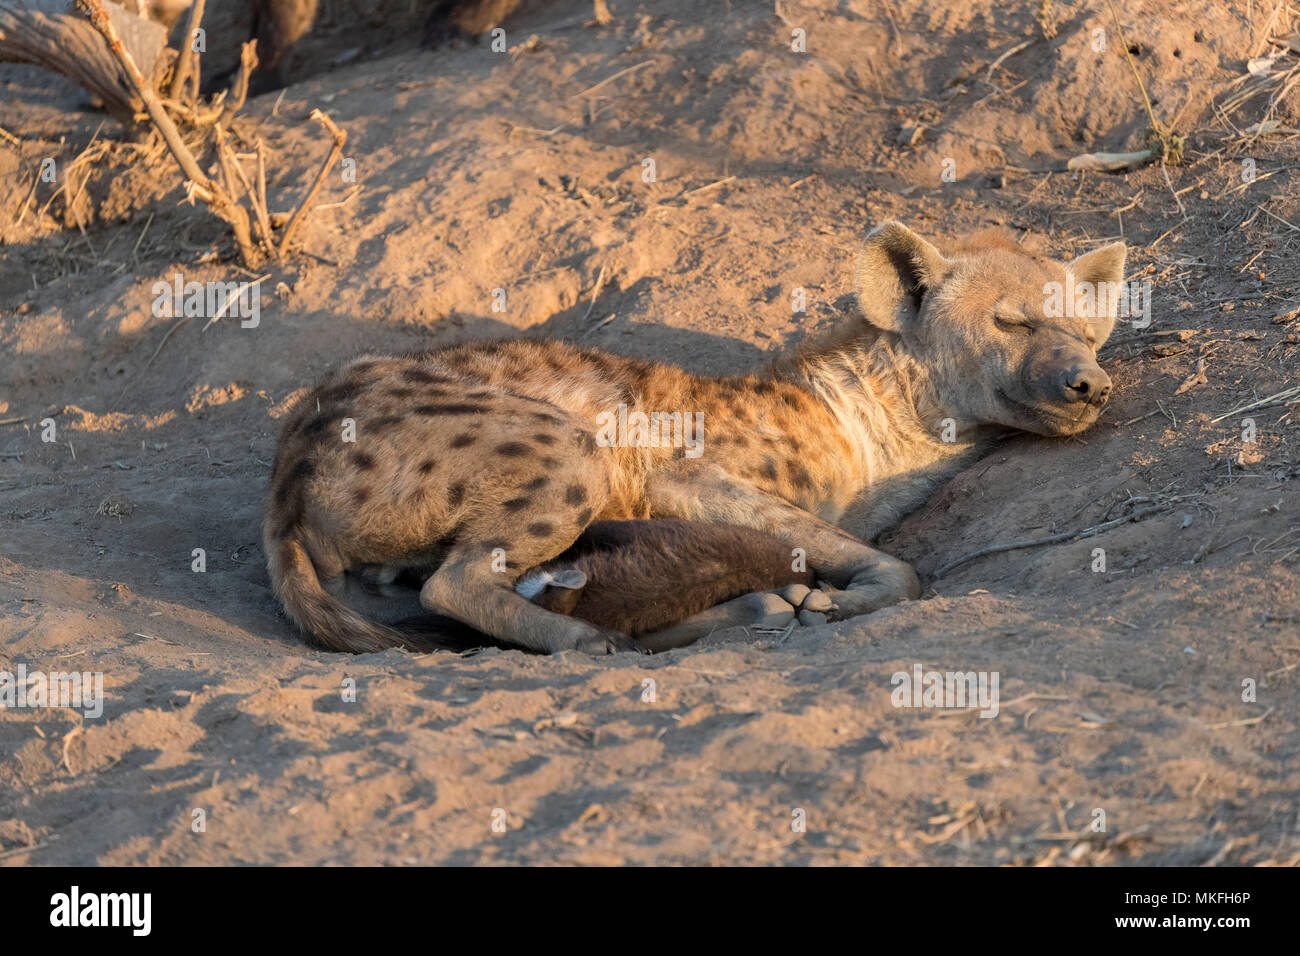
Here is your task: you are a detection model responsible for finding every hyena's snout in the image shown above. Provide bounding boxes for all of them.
[1014,344,1114,435]
[1033,345,1111,408]
[1058,361,1111,406]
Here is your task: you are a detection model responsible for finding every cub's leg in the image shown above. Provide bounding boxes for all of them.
[637,591,804,653]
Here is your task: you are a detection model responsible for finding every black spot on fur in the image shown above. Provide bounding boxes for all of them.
[273,458,314,507]
[577,431,597,453]
[302,413,343,436]
[274,481,293,508]
[482,538,509,551]
[318,382,365,404]
[416,403,487,416]
[353,452,375,470]
[402,368,438,383]
[575,507,592,526]
[540,456,561,469]
[450,433,476,448]
[533,433,557,446]
[371,415,403,429]
[524,476,549,491]
[527,521,554,538]
[418,459,436,475]
[790,463,813,489]
[532,411,564,425]
[448,482,465,507]
[352,488,371,505]
[496,441,529,457]
[502,497,531,512]
[760,457,778,481]
[435,524,464,549]
[565,484,587,505]
[275,514,301,540]
[388,387,415,398]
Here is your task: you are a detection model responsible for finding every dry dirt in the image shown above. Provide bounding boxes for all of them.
[0,0,1298,865]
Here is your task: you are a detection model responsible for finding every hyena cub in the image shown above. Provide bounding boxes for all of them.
[519,519,820,651]
[264,222,1125,654]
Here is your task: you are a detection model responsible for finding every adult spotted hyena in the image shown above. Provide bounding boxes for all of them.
[264,222,1125,654]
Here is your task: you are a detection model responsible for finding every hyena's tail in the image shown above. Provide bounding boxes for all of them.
[269,537,417,654]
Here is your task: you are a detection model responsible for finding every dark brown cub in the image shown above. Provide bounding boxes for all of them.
[518,519,816,638]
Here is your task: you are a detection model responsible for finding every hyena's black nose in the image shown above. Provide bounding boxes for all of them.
[1062,366,1112,404]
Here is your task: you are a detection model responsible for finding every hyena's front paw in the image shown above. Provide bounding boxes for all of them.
[776,584,837,627]
[818,582,910,621]
[819,559,920,621]
[739,591,800,629]
[822,587,893,622]
[575,628,642,655]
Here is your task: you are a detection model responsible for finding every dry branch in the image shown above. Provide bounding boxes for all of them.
[277,109,347,257]
[931,504,1168,578]
[218,39,258,127]
[166,0,203,104]
[75,0,259,265]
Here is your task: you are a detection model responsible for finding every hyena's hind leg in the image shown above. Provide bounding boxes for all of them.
[420,544,635,654]
[416,393,643,654]
[417,458,640,655]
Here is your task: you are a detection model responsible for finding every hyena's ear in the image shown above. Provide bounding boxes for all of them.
[855,221,950,332]
[1069,242,1127,346]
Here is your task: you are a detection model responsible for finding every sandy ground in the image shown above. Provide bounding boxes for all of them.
[1,0,1298,865]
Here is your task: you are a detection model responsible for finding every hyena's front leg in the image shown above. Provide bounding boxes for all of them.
[648,471,920,622]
